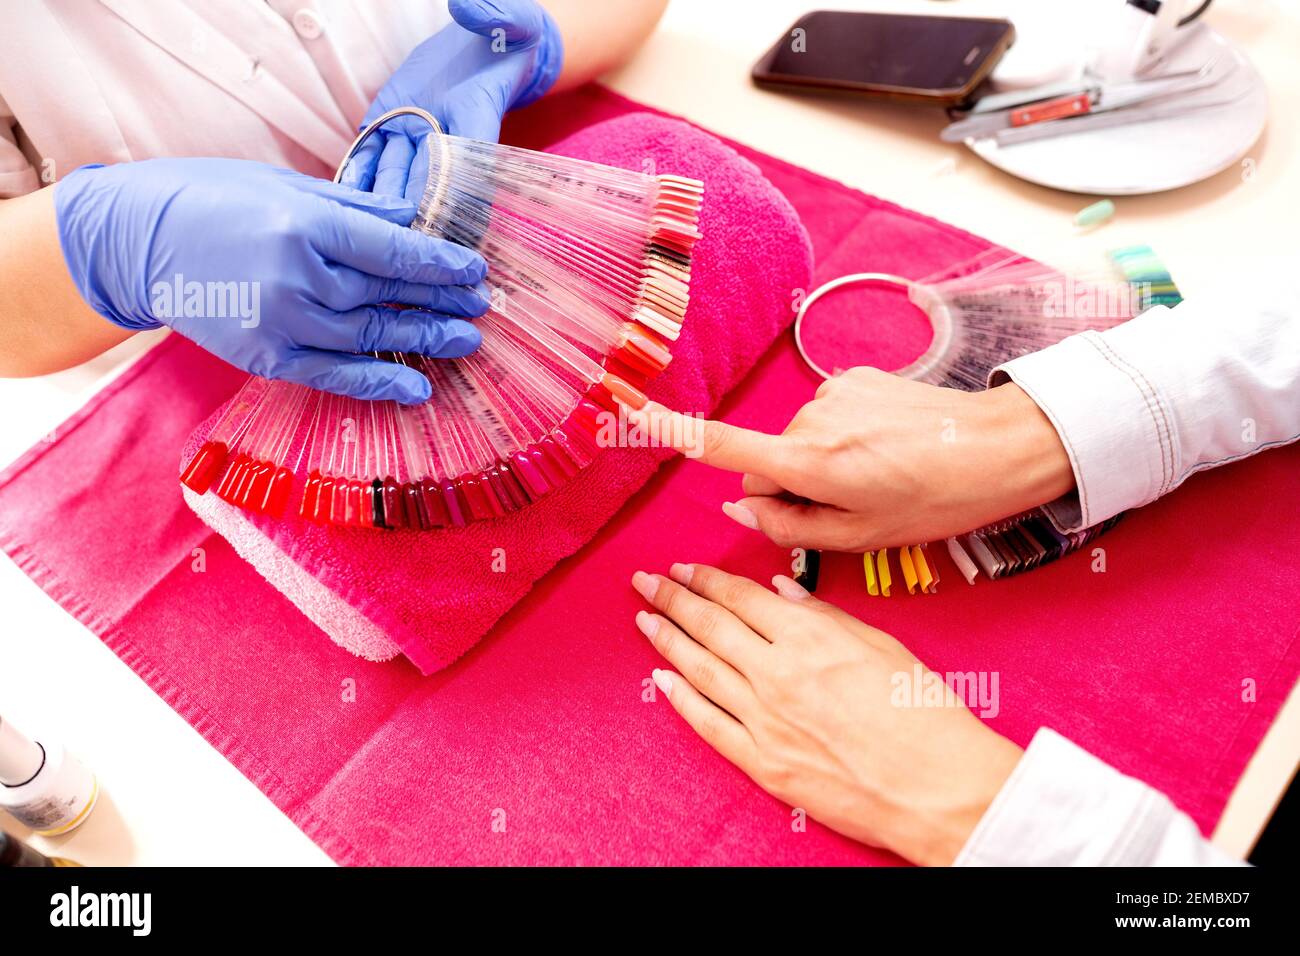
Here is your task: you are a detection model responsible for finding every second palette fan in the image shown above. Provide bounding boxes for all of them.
[795,240,1181,591]
[180,108,704,529]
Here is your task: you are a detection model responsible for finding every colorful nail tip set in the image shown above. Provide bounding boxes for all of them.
[856,512,1124,596]
[181,136,705,530]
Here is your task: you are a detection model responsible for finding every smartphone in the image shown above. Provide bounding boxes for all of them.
[752,10,1015,108]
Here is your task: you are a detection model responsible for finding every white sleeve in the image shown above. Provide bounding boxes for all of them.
[989,295,1300,533]
[954,728,1244,866]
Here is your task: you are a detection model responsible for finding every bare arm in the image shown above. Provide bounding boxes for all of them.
[544,0,668,91]
[0,189,132,377]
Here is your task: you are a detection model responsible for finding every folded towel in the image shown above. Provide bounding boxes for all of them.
[181,113,814,674]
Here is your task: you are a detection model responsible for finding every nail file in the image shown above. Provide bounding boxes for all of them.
[942,57,1229,143]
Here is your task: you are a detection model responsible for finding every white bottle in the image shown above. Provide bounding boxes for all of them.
[0,715,99,836]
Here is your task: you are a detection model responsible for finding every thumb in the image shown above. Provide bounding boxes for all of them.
[448,0,545,49]
[723,496,870,551]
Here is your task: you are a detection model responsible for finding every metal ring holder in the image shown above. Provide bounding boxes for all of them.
[793,272,954,382]
[333,106,452,229]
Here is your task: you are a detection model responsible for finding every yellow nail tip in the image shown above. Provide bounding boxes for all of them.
[864,552,879,596]
[899,546,919,595]
[912,545,935,594]
[876,549,892,597]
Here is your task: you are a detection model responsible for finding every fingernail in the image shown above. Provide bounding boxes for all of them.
[473,280,493,306]
[635,610,659,639]
[631,570,658,602]
[722,501,759,530]
[771,574,811,601]
[652,668,673,697]
[668,562,694,587]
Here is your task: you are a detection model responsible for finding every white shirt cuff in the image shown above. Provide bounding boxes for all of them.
[989,296,1300,534]
[990,317,1176,533]
[955,728,1243,867]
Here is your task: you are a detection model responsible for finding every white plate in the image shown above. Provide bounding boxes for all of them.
[967,25,1268,195]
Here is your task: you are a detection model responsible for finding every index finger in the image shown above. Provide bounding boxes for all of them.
[372,131,416,199]
[628,402,792,480]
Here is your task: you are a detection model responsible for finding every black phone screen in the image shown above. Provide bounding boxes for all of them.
[759,11,1012,94]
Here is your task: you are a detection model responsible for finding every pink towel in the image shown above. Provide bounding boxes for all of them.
[179,113,813,674]
[1,87,1296,865]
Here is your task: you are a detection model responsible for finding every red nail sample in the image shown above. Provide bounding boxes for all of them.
[180,441,229,495]
[300,470,322,521]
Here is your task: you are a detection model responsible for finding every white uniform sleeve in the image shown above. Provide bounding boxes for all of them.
[990,295,1300,533]
[0,92,40,198]
[955,728,1244,866]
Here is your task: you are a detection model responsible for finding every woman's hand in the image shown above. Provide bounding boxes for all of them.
[54,158,489,403]
[631,562,1023,865]
[630,366,1075,551]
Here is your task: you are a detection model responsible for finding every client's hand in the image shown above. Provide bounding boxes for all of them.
[629,367,1075,551]
[632,562,1023,865]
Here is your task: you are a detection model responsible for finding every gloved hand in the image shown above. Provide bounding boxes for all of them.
[55,158,490,404]
[340,0,563,201]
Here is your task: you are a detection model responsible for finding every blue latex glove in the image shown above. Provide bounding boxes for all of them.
[340,0,564,202]
[55,158,490,404]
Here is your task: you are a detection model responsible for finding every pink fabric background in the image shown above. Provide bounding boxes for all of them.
[1,87,1296,865]
[181,112,814,674]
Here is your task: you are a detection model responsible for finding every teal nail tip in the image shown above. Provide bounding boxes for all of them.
[1074,199,1116,228]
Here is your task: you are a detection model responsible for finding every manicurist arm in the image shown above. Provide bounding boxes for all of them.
[0,0,668,386]
[0,188,130,376]
[0,160,489,401]
[546,0,669,93]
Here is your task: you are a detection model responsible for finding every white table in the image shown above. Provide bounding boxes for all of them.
[2,0,1296,866]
